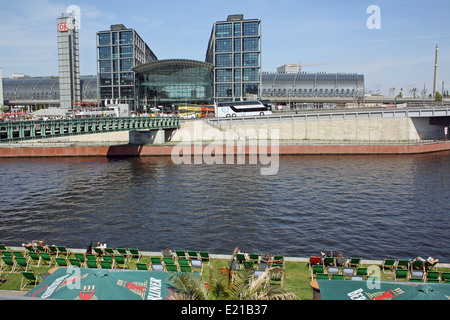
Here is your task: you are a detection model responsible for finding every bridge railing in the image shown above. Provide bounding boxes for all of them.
[0,117,180,143]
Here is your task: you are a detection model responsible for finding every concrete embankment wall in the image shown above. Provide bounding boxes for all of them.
[1,117,450,157]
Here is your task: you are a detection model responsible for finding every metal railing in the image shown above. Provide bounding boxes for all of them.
[0,117,180,143]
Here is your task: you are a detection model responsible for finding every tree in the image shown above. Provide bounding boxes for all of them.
[168,249,299,300]
[435,91,442,102]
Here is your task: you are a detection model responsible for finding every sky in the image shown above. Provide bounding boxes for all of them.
[0,0,449,96]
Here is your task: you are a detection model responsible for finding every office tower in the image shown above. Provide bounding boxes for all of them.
[97,24,157,110]
[57,13,81,109]
[206,14,261,102]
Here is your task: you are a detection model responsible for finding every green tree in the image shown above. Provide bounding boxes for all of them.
[435,91,442,102]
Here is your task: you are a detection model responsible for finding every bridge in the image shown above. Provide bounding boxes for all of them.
[0,116,180,143]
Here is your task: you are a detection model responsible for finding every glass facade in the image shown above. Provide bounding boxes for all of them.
[261,73,365,99]
[134,59,213,110]
[97,24,157,110]
[206,15,261,102]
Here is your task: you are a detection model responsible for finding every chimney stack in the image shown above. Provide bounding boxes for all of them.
[433,44,439,98]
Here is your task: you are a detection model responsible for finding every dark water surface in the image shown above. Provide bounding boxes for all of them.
[0,152,449,260]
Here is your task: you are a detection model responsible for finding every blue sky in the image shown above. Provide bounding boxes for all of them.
[0,0,449,95]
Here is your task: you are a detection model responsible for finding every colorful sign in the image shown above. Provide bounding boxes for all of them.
[58,23,69,32]
[27,268,177,300]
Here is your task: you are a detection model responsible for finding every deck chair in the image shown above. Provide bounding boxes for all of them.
[381,259,396,273]
[55,258,69,268]
[248,253,260,264]
[15,257,32,272]
[175,250,187,261]
[20,271,42,291]
[410,270,424,282]
[1,256,16,273]
[335,257,347,267]
[308,256,322,269]
[440,272,450,283]
[323,257,335,267]
[327,266,340,276]
[351,275,364,281]
[311,265,325,280]
[113,255,127,269]
[116,248,130,260]
[28,252,42,266]
[100,260,113,269]
[316,273,329,280]
[199,251,211,265]
[74,253,86,267]
[268,267,285,286]
[104,248,116,256]
[0,244,10,254]
[86,260,98,268]
[356,267,368,280]
[187,251,199,261]
[425,271,440,283]
[272,255,284,268]
[150,257,164,271]
[180,265,192,272]
[394,268,409,281]
[56,246,71,258]
[93,247,104,257]
[178,259,191,267]
[342,267,355,279]
[396,259,410,270]
[347,257,362,268]
[39,252,54,267]
[69,258,83,268]
[12,251,27,261]
[166,264,178,272]
[136,263,149,270]
[411,259,425,271]
[235,253,247,263]
[129,249,142,262]
[331,274,344,280]
[86,254,97,262]
[47,245,59,257]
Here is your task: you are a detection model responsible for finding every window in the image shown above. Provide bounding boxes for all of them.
[243,68,259,82]
[243,83,259,95]
[121,72,134,85]
[234,23,241,36]
[243,21,259,36]
[234,53,241,67]
[98,33,111,46]
[216,69,232,82]
[120,59,133,72]
[99,73,112,85]
[216,54,232,67]
[216,39,232,52]
[119,31,133,44]
[234,83,241,97]
[243,53,259,66]
[243,38,259,51]
[216,24,232,37]
[216,84,233,97]
[98,47,111,59]
[99,60,111,73]
[234,68,241,82]
[120,45,133,58]
[234,38,241,51]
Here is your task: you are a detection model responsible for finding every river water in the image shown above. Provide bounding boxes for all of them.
[0,152,449,261]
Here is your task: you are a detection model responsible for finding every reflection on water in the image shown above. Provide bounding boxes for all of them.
[0,152,449,260]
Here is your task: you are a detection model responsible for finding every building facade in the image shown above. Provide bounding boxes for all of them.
[206,14,261,102]
[96,24,157,110]
[57,13,81,109]
[134,59,213,111]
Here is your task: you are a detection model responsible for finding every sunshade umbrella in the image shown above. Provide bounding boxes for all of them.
[26,267,176,300]
[317,280,450,300]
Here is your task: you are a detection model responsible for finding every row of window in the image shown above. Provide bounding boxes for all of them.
[215,52,259,67]
[98,59,135,73]
[98,31,133,46]
[98,45,133,59]
[215,21,259,38]
[216,68,259,82]
[4,91,97,100]
[262,88,361,97]
[99,72,134,86]
[99,86,135,100]
[216,37,259,53]
[216,83,259,97]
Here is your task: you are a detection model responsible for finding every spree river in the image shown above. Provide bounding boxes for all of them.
[0,152,449,261]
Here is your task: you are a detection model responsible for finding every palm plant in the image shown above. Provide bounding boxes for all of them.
[168,249,299,300]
